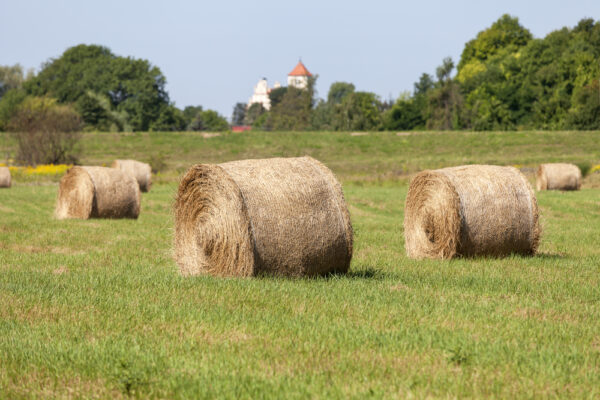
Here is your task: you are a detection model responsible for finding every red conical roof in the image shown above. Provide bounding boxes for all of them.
[288,61,312,77]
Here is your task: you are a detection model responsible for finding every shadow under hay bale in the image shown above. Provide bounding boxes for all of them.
[404,164,540,259]
[55,166,140,219]
[174,156,353,277]
[111,159,152,192]
[536,163,581,191]
[0,167,11,188]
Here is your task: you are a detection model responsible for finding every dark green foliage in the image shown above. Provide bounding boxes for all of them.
[197,110,229,131]
[150,105,187,132]
[426,58,463,130]
[268,87,288,109]
[0,88,27,131]
[455,15,600,130]
[267,85,313,130]
[186,108,229,131]
[231,102,246,126]
[244,103,266,126]
[330,91,383,131]
[182,106,203,125]
[384,96,424,130]
[24,44,170,131]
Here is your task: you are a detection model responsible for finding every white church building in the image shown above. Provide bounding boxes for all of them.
[248,61,312,110]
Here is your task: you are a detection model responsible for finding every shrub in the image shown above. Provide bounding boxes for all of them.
[8,97,83,165]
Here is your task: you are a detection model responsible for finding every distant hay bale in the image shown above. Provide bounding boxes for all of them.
[55,166,140,219]
[0,167,10,188]
[536,163,581,191]
[174,156,353,277]
[111,159,152,192]
[404,165,540,259]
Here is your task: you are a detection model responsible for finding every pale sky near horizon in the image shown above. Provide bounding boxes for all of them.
[2,0,599,120]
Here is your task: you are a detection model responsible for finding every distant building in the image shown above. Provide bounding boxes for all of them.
[248,78,272,110]
[287,61,312,89]
[247,61,312,110]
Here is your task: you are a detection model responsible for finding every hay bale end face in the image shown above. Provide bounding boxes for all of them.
[404,165,540,259]
[174,156,353,277]
[536,163,581,191]
[55,166,141,219]
[0,167,11,188]
[112,159,152,192]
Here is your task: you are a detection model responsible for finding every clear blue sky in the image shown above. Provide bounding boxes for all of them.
[2,0,599,119]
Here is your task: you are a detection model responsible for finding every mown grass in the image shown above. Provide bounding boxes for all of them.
[1,130,600,398]
[1,130,599,183]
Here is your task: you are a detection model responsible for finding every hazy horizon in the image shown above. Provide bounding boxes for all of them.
[2,0,599,119]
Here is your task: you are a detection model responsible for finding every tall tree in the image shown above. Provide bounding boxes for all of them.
[24,44,170,131]
[231,102,246,125]
[427,57,463,130]
[0,64,33,99]
[327,82,355,104]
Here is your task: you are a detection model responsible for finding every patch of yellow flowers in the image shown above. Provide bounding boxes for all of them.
[0,163,72,176]
[590,164,600,174]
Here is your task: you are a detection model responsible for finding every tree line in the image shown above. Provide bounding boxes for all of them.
[0,44,228,133]
[1,15,599,134]
[234,15,600,131]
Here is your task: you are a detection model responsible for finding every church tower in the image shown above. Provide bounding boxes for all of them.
[287,61,312,89]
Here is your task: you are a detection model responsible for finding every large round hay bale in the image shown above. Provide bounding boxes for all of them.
[111,159,152,192]
[55,166,141,219]
[174,156,353,277]
[536,163,581,191]
[404,165,540,259]
[0,167,11,188]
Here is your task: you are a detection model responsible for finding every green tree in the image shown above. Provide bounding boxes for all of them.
[331,91,383,131]
[267,86,313,130]
[0,88,27,131]
[327,82,355,104]
[457,14,532,75]
[0,64,33,99]
[384,93,424,130]
[427,57,463,130]
[188,109,229,131]
[24,44,170,131]
[231,102,246,126]
[268,87,288,109]
[267,76,317,131]
[244,103,266,126]
[150,105,186,132]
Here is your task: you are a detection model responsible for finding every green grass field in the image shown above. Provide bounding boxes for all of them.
[1,131,599,398]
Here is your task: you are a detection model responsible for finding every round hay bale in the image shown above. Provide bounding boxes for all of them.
[536,163,581,191]
[404,165,540,259]
[55,166,141,219]
[111,159,152,192]
[174,156,353,277]
[0,167,11,188]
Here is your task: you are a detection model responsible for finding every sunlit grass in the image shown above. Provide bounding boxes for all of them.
[0,131,599,398]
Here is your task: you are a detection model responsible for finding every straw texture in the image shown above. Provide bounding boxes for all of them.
[404,165,540,259]
[536,163,581,191]
[0,167,10,188]
[112,159,152,192]
[174,156,353,277]
[55,166,141,219]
